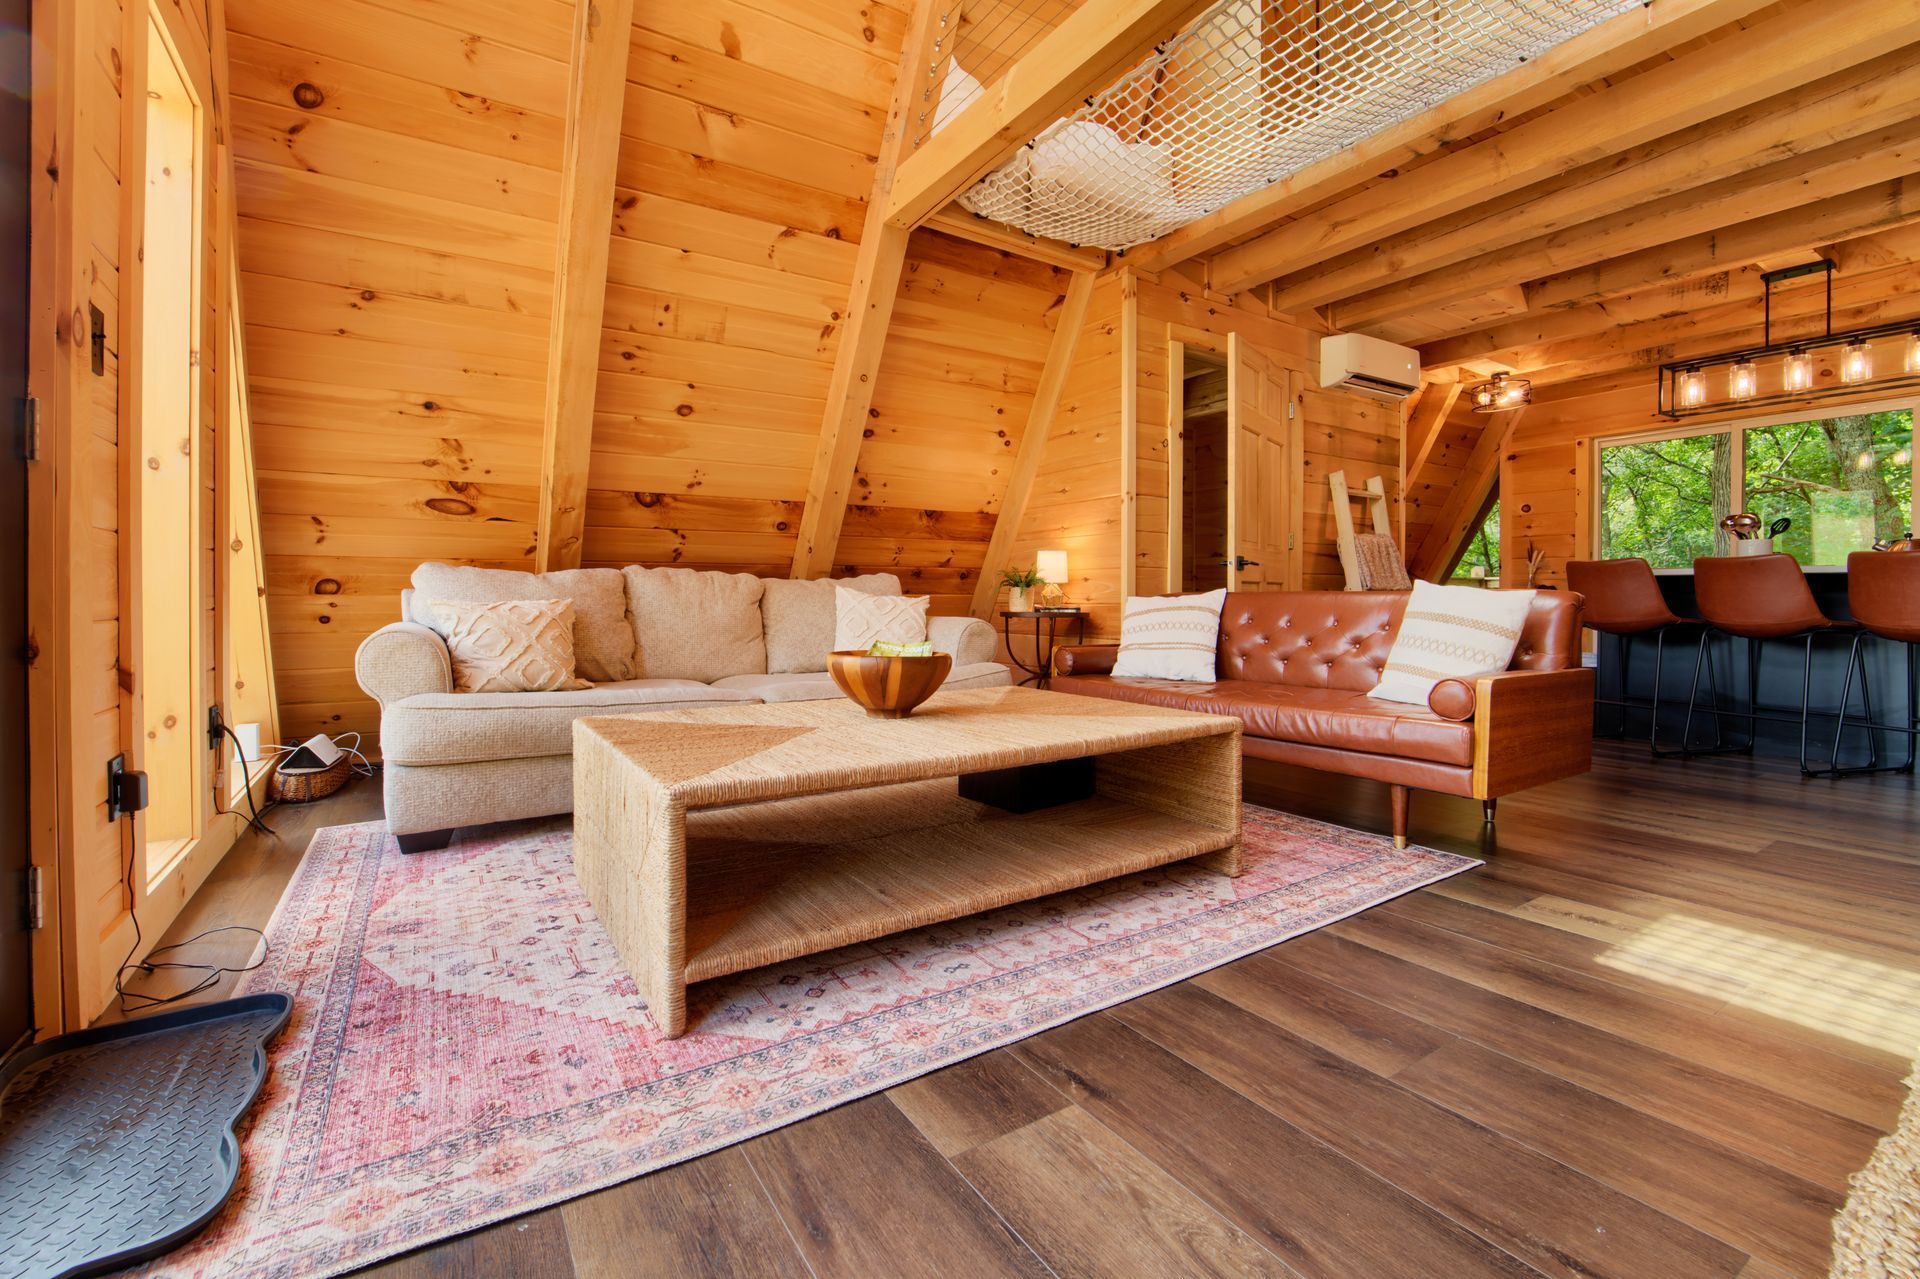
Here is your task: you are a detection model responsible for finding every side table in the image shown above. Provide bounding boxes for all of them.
[1000,609,1089,688]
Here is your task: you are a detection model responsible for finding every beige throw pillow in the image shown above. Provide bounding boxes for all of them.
[432,599,591,694]
[761,573,901,673]
[409,563,634,683]
[623,567,767,681]
[1367,580,1538,706]
[1111,589,1226,681]
[833,587,929,652]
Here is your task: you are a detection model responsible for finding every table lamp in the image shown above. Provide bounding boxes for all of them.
[1035,549,1069,608]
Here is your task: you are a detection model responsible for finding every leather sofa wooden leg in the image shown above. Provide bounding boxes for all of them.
[1483,798,1498,824]
[396,829,454,855]
[1390,785,1409,849]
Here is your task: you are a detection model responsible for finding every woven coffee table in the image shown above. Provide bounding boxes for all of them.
[572,686,1242,1037]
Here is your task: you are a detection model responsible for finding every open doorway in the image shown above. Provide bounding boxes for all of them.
[1179,349,1230,591]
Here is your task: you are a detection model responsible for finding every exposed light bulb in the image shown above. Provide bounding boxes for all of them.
[1678,368,1707,408]
[1728,359,1757,400]
[1908,331,1920,374]
[1783,349,1813,392]
[1842,339,1873,384]
[1857,449,1876,472]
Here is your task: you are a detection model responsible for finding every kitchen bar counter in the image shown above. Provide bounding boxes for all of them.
[1592,565,1914,762]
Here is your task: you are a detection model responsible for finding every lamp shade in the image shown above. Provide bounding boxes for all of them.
[1035,550,1069,584]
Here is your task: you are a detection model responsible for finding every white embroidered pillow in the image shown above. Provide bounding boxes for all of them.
[833,587,929,652]
[1111,589,1226,681]
[431,598,591,694]
[1367,581,1537,707]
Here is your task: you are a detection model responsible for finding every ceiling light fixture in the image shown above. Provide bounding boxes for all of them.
[1468,371,1531,413]
[1658,260,1920,417]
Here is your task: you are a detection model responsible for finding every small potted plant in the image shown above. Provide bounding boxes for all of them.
[1000,566,1042,613]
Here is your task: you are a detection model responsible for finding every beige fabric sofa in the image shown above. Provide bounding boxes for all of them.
[355,565,1009,849]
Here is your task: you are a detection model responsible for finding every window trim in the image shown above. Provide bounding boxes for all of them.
[1594,394,1920,570]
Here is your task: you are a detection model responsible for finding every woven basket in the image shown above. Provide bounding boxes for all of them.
[270,754,353,804]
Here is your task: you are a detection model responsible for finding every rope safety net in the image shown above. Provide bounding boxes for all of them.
[930,0,1646,252]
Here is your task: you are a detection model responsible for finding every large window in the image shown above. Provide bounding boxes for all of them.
[1599,403,1915,567]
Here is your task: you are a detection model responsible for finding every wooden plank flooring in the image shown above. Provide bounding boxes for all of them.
[109,743,1920,1278]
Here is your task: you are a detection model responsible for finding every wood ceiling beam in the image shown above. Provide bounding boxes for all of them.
[970,270,1098,617]
[1518,259,1920,377]
[1269,47,1920,316]
[1408,409,1516,582]
[535,0,636,572]
[1129,0,1779,275]
[1522,286,1920,387]
[1330,117,1920,331]
[924,204,1109,273]
[790,0,948,579]
[1403,380,1466,492]
[1523,177,1920,316]
[1207,0,1920,295]
[1416,224,1920,370]
[881,0,1214,231]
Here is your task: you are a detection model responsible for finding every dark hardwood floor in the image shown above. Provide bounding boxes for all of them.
[114,744,1920,1278]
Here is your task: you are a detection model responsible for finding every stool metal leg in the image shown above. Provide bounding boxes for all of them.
[1646,626,1668,754]
[1810,634,1913,777]
[1745,637,1761,755]
[1798,632,1816,774]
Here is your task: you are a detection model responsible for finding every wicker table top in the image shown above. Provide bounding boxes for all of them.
[572,685,1241,809]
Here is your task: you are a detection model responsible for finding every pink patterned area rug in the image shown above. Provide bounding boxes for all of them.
[139,794,1478,1278]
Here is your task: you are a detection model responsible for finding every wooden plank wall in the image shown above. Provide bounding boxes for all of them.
[229,0,1083,745]
[829,232,1068,615]
[1001,273,1127,635]
[225,0,570,753]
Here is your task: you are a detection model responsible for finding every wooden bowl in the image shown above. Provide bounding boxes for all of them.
[826,650,953,719]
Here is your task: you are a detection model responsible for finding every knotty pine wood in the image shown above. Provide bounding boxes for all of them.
[125,745,1920,1278]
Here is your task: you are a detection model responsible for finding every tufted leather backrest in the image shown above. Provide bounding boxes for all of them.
[1217,589,1584,688]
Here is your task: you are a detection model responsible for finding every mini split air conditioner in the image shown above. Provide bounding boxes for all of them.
[1318,333,1420,402]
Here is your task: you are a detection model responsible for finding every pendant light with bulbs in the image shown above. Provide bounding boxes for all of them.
[1657,260,1920,417]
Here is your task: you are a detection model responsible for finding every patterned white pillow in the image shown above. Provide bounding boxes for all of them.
[1111,589,1226,681]
[1368,581,1537,706]
[431,598,592,694]
[833,587,930,652]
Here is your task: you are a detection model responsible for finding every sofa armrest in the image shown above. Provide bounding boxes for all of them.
[928,614,999,666]
[1053,644,1119,677]
[356,621,453,707]
[1471,667,1595,798]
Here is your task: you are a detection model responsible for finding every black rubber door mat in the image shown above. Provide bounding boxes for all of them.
[0,993,292,1279]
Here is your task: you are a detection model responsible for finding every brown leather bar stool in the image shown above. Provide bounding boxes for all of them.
[1687,553,1857,772]
[1816,551,1920,775]
[1566,557,1693,753]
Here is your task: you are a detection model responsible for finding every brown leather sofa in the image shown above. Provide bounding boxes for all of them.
[1051,590,1593,847]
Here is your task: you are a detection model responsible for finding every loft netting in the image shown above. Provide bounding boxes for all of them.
[931,0,1646,252]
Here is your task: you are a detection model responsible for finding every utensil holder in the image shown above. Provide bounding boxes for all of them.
[1730,537,1773,557]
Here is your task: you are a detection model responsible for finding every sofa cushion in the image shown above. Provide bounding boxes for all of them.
[1369,580,1537,707]
[381,679,759,766]
[712,661,1013,704]
[761,573,900,674]
[1050,675,1473,767]
[834,588,929,651]
[623,567,767,682]
[409,563,635,683]
[1112,589,1227,680]
[432,598,591,693]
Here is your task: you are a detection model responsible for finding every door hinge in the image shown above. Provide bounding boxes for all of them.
[25,866,42,931]
[1287,402,1297,419]
[20,396,38,462]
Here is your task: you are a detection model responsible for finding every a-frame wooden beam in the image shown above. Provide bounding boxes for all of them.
[925,204,1109,273]
[1409,409,1517,581]
[970,270,1098,617]
[535,0,635,572]
[789,0,949,579]
[1127,0,1779,274]
[1208,0,1920,295]
[1402,379,1465,491]
[881,0,1215,231]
